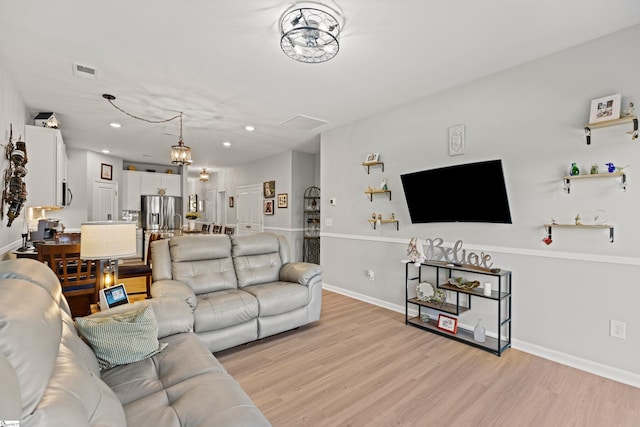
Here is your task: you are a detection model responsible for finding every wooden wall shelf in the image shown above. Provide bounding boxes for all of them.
[364,189,391,201]
[562,171,626,193]
[544,223,614,243]
[361,161,384,174]
[368,219,399,230]
[584,116,638,144]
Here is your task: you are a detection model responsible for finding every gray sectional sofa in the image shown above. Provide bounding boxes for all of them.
[0,258,271,426]
[150,232,323,352]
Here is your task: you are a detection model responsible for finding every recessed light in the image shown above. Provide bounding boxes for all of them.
[101,149,110,154]
[245,125,255,132]
[110,123,121,128]
[223,141,232,147]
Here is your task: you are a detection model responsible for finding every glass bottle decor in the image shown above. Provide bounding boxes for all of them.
[570,163,580,176]
[474,319,486,343]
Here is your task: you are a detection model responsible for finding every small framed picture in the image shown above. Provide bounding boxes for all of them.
[365,153,379,163]
[263,180,275,198]
[101,163,113,180]
[229,196,234,208]
[278,193,288,208]
[437,314,458,334]
[263,199,274,215]
[589,93,621,124]
[448,125,465,156]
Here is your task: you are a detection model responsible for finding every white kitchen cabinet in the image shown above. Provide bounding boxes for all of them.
[121,170,142,210]
[123,171,181,210]
[24,125,69,208]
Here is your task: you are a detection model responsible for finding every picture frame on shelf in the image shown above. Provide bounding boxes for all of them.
[263,180,275,198]
[437,314,458,334]
[365,153,379,163]
[263,199,274,215]
[589,93,621,124]
[448,124,465,156]
[101,163,113,180]
[277,193,288,208]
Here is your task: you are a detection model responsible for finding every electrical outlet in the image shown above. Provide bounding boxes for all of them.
[610,320,626,340]
[367,270,375,281]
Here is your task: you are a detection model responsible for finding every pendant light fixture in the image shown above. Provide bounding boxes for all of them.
[199,168,209,182]
[280,4,342,63]
[102,94,192,165]
[170,113,192,165]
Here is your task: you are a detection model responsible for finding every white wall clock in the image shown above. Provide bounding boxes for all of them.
[448,124,465,156]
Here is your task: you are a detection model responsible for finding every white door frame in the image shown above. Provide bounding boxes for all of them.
[236,184,263,235]
[91,180,118,221]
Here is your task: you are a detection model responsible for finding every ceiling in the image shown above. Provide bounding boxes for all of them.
[1,1,639,177]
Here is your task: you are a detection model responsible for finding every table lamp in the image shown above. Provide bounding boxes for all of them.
[80,221,137,289]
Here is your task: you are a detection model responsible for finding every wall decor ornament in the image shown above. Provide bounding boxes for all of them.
[229,196,234,208]
[589,93,621,124]
[448,124,465,156]
[422,237,498,271]
[1,124,28,226]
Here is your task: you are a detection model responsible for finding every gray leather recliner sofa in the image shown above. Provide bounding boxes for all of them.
[0,258,271,426]
[151,232,323,352]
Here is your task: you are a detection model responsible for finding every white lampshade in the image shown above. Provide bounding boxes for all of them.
[80,221,137,259]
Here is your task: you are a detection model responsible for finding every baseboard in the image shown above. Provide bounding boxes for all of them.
[322,283,640,388]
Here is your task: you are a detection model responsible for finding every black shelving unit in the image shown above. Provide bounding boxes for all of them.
[303,186,320,264]
[405,261,512,356]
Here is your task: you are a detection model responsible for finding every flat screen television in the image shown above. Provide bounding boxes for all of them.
[400,159,512,224]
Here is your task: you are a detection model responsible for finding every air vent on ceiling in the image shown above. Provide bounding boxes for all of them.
[72,62,97,80]
[279,114,328,131]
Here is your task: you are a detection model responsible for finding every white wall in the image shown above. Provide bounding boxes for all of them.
[0,63,27,257]
[320,24,640,385]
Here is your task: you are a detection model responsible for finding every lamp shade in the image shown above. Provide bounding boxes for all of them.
[80,221,137,259]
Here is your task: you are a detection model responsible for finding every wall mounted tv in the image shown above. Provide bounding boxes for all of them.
[400,159,512,224]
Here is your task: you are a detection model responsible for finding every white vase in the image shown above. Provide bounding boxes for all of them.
[188,220,196,230]
[474,319,486,343]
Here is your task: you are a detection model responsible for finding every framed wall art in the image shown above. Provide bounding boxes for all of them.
[101,163,113,180]
[278,193,288,208]
[437,314,458,334]
[229,196,234,208]
[589,93,621,124]
[364,153,379,163]
[263,180,275,198]
[263,199,274,215]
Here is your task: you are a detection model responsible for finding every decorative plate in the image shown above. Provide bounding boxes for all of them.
[416,282,435,301]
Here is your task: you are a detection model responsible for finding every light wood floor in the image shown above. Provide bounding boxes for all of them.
[216,290,640,427]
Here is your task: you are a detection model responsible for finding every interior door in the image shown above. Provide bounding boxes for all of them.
[92,180,118,221]
[236,184,263,235]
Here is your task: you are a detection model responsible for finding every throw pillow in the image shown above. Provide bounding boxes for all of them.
[76,305,167,370]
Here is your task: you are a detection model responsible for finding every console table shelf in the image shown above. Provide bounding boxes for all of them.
[584,115,638,144]
[405,261,512,356]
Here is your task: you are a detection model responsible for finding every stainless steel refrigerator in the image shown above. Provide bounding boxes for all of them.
[141,195,182,231]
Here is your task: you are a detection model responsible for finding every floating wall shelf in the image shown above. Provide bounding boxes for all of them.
[563,171,626,193]
[368,219,399,230]
[584,116,638,145]
[361,161,384,174]
[544,223,614,243]
[364,189,392,201]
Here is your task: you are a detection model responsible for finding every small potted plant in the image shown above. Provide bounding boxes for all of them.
[185,211,200,230]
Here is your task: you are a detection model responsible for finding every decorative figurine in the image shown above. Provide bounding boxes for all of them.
[623,102,635,117]
[407,237,427,266]
[543,236,553,245]
[570,163,580,176]
[377,213,382,220]
[371,212,376,220]
[551,218,557,225]
[606,163,616,173]
[590,164,599,174]
[390,212,395,220]
[381,176,388,191]
[575,214,582,225]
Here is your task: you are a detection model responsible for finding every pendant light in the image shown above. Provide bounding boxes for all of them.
[199,168,209,182]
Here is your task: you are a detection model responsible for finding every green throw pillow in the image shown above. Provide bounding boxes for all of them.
[76,305,167,370]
